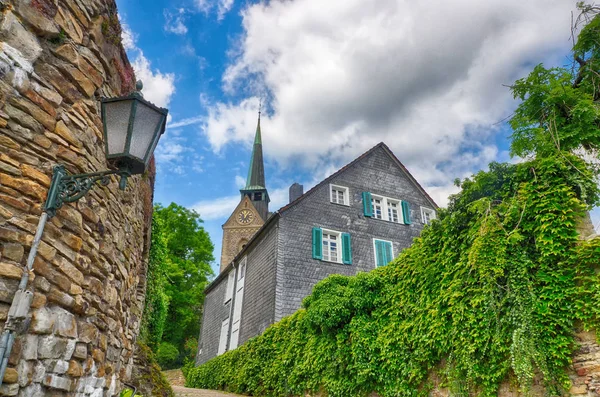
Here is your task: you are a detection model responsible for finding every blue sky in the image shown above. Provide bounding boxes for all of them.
[116,0,599,275]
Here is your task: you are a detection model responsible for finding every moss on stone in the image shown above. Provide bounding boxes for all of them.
[131,342,175,397]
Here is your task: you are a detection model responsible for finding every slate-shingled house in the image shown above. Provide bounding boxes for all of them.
[196,119,438,364]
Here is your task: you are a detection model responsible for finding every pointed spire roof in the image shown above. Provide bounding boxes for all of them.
[244,111,266,190]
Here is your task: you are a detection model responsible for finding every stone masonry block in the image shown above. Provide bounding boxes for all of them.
[21,335,38,361]
[30,307,55,334]
[54,308,77,338]
[0,383,18,396]
[38,335,68,359]
[73,343,87,359]
[77,321,98,344]
[1,243,24,262]
[62,339,76,361]
[43,374,72,391]
[17,359,32,387]
[43,359,69,374]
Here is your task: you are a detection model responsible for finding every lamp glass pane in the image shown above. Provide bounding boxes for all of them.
[144,122,164,163]
[129,102,164,161]
[104,100,133,155]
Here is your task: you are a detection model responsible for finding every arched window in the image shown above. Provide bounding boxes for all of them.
[238,238,248,252]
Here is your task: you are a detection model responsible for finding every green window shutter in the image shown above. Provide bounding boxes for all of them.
[312,227,323,259]
[341,233,352,265]
[375,240,385,267]
[401,201,411,224]
[362,192,373,217]
[383,241,393,264]
[375,240,393,267]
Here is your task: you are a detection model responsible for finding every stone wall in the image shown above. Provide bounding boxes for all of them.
[0,0,153,396]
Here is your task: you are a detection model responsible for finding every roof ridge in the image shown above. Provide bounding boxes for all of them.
[279,142,391,213]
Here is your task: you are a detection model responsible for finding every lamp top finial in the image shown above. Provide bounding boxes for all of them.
[135,80,143,92]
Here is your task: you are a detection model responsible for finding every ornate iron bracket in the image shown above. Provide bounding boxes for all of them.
[44,165,130,218]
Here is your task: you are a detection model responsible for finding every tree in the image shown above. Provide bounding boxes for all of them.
[153,203,214,367]
[510,3,600,176]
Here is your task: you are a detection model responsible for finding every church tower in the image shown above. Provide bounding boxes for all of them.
[220,112,270,272]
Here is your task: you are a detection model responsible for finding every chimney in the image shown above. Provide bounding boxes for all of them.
[289,183,304,203]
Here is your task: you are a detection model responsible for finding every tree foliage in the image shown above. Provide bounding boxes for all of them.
[142,203,214,368]
[186,6,600,397]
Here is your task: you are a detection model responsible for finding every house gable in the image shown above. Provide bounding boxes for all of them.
[280,142,437,215]
[275,143,438,319]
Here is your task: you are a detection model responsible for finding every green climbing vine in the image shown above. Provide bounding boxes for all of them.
[139,215,170,350]
[185,5,600,397]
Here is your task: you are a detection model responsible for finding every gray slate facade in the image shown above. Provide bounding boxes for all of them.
[196,143,437,364]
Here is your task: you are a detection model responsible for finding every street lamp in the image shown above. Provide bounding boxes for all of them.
[0,81,168,386]
[45,81,168,217]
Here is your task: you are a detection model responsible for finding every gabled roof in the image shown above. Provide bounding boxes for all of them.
[279,142,438,212]
[205,142,438,293]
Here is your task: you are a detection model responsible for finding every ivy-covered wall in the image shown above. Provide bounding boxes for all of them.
[185,153,600,397]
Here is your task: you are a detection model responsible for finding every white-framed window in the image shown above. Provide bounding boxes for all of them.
[322,229,341,263]
[224,271,235,304]
[373,239,394,268]
[371,194,402,223]
[387,199,400,223]
[312,228,353,265]
[372,196,383,219]
[330,184,349,206]
[217,318,229,355]
[421,207,437,225]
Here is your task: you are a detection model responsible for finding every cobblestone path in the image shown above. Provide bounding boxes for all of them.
[171,385,245,396]
[163,369,245,397]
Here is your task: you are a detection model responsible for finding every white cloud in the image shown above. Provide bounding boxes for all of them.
[168,115,204,129]
[155,139,186,163]
[120,18,176,109]
[120,23,137,51]
[235,175,246,188]
[164,8,188,35]
[131,54,176,108]
[198,0,576,206]
[217,0,235,20]
[194,0,234,20]
[192,194,241,220]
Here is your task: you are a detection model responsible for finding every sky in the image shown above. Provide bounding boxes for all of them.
[116,0,600,275]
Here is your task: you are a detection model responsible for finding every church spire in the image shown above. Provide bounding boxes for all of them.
[245,110,265,190]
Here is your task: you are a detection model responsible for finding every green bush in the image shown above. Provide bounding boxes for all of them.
[156,342,180,369]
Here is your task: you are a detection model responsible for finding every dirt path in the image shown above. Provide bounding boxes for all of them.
[163,369,245,397]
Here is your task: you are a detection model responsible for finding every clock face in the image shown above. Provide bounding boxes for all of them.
[237,209,254,224]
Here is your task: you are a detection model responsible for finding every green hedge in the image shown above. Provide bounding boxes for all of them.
[185,154,600,397]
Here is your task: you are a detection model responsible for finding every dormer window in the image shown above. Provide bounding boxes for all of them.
[330,184,349,206]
